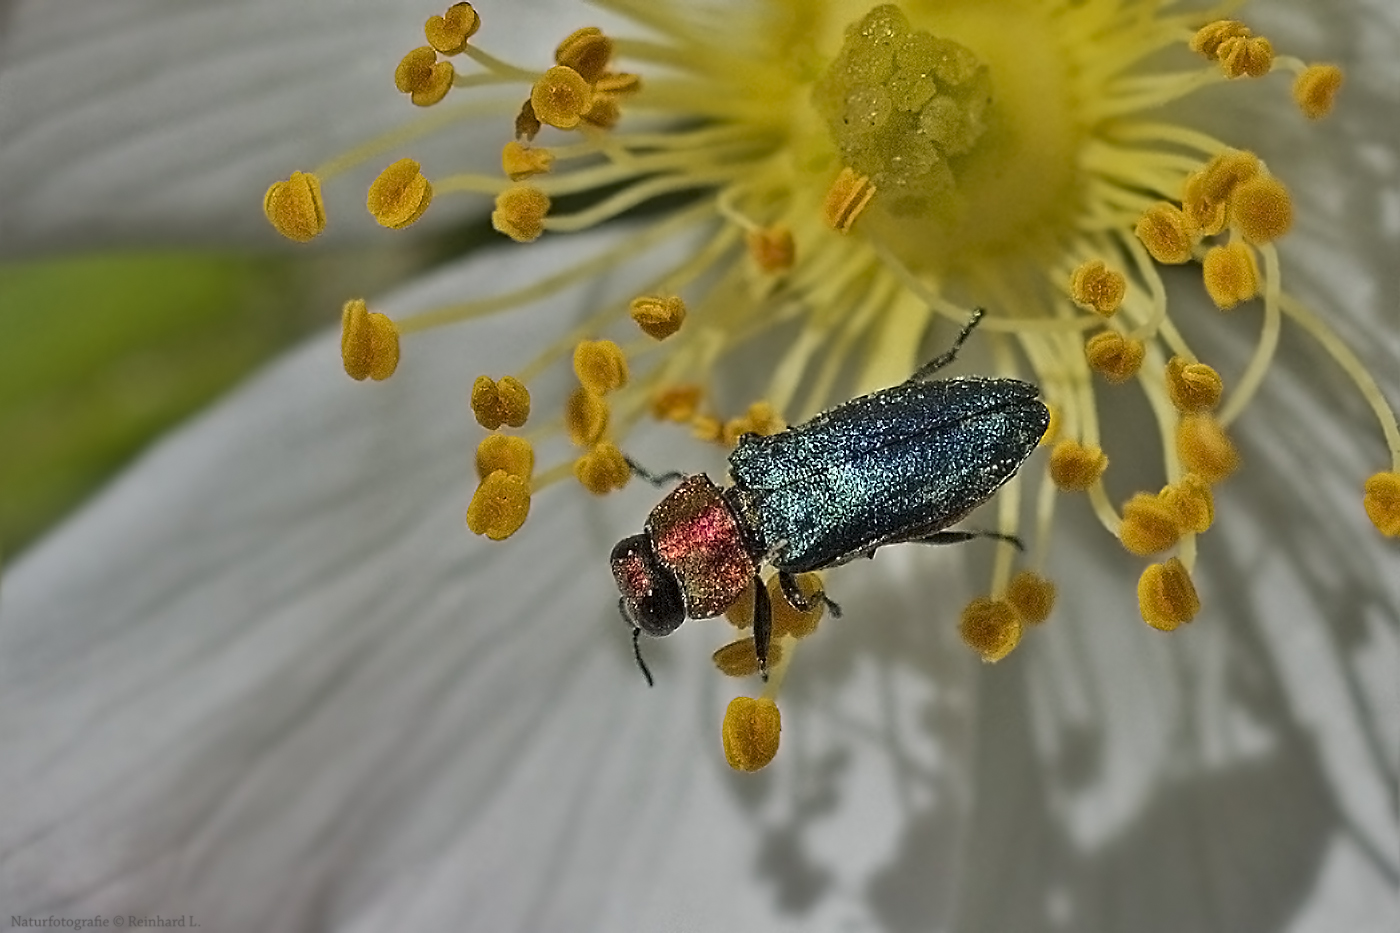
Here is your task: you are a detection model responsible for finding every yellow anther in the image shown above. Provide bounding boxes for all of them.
[747,226,796,274]
[1138,558,1200,631]
[1183,150,1260,236]
[475,434,534,481]
[515,100,542,141]
[1230,175,1293,244]
[722,696,781,772]
[574,441,631,495]
[629,295,687,341]
[1006,571,1056,625]
[651,385,703,422]
[959,597,1023,662]
[712,637,782,678]
[1189,20,1252,59]
[822,167,875,233]
[1294,64,1344,120]
[1165,357,1224,413]
[724,577,758,629]
[1069,259,1127,316]
[555,27,613,84]
[582,97,621,130]
[1217,35,1274,79]
[1201,242,1259,310]
[691,414,725,445]
[595,72,641,96]
[771,573,825,639]
[530,65,593,130]
[1134,203,1195,264]
[1048,439,1108,491]
[1085,331,1145,384]
[466,470,531,540]
[491,186,551,242]
[424,3,480,55]
[1039,405,1061,446]
[1177,414,1240,483]
[565,387,610,446]
[340,298,400,381]
[1363,472,1400,537]
[501,141,553,181]
[573,339,628,394]
[263,171,326,242]
[367,158,433,229]
[1160,473,1214,534]
[1119,492,1182,556]
[394,46,454,107]
[724,401,786,445]
[470,374,531,429]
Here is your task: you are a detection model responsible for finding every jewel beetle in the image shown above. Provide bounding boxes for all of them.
[610,309,1050,685]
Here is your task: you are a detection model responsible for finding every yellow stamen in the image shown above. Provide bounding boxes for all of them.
[959,597,1023,662]
[747,226,796,274]
[1119,492,1181,556]
[1134,203,1195,264]
[721,696,781,772]
[466,470,531,540]
[424,3,480,56]
[501,141,554,181]
[723,577,758,630]
[394,46,455,107]
[1040,405,1061,446]
[555,27,612,84]
[1230,175,1293,244]
[573,339,628,394]
[1293,64,1344,120]
[771,574,825,639]
[595,72,640,96]
[651,385,703,423]
[1048,440,1108,491]
[263,171,326,242]
[1070,259,1127,317]
[1189,20,1252,60]
[691,415,725,445]
[530,65,593,130]
[1085,331,1145,384]
[1177,414,1241,483]
[475,434,534,480]
[822,167,875,233]
[1363,472,1400,537]
[723,401,785,446]
[367,158,433,229]
[1165,357,1224,413]
[574,441,631,495]
[1182,150,1260,237]
[340,299,400,381]
[1005,571,1056,625]
[565,387,609,447]
[1160,473,1214,534]
[491,185,551,242]
[712,638,783,678]
[1217,36,1274,79]
[629,295,687,341]
[1138,558,1200,631]
[470,375,531,429]
[1202,241,1260,310]
[515,100,542,141]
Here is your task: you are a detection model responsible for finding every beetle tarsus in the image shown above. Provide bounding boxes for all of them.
[753,573,772,681]
[916,529,1025,551]
[632,625,655,688]
[777,570,842,618]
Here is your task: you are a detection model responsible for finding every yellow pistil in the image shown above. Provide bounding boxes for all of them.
[475,434,534,480]
[1005,571,1056,625]
[1160,473,1214,534]
[470,375,531,429]
[574,441,631,494]
[1119,492,1181,556]
[1085,331,1145,384]
[424,3,480,56]
[747,227,795,274]
[959,597,1022,662]
[1134,203,1195,264]
[650,385,703,423]
[722,696,781,772]
[1202,241,1259,309]
[1138,558,1200,631]
[1165,357,1224,414]
[629,295,687,341]
[1048,440,1107,491]
[713,637,783,678]
[573,339,628,394]
[395,46,455,107]
[491,186,550,242]
[565,388,609,447]
[340,299,400,381]
[531,65,593,130]
[367,158,433,229]
[466,470,531,540]
[1231,175,1293,244]
[263,171,325,242]
[555,27,612,84]
[1070,259,1126,316]
[501,141,553,181]
[1177,414,1241,484]
[822,167,875,233]
[1363,472,1400,537]
[1293,64,1343,120]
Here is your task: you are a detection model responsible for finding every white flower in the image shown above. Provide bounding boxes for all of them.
[1,1,1396,931]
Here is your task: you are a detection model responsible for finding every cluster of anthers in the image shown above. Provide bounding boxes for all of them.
[265,0,1399,772]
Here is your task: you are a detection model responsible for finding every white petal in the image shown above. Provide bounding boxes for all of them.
[0,0,632,253]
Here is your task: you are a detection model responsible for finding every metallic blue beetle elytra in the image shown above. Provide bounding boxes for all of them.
[610,309,1050,686]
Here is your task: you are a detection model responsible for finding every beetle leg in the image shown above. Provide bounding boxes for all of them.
[914,529,1025,551]
[777,570,844,618]
[753,573,773,681]
[620,597,655,687]
[623,455,686,487]
[909,307,985,382]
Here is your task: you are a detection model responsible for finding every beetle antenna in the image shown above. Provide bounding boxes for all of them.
[624,455,686,488]
[910,307,985,382]
[632,626,655,688]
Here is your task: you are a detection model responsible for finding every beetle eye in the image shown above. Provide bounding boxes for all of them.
[610,534,686,636]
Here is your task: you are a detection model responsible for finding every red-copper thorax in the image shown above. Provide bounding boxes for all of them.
[646,474,753,618]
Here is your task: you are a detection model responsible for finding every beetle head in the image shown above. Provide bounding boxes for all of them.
[610,534,686,636]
